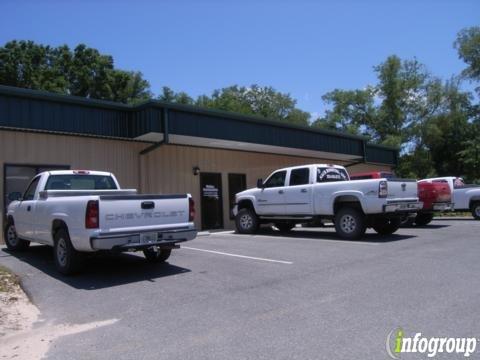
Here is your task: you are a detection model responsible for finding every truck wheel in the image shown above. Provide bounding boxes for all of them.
[4,221,30,251]
[400,216,415,227]
[334,207,366,240]
[53,228,84,275]
[372,218,401,235]
[143,248,172,263]
[414,213,434,226]
[235,208,259,234]
[274,223,295,232]
[471,202,480,220]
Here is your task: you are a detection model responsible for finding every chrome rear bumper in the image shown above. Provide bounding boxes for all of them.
[90,227,197,250]
[383,201,423,213]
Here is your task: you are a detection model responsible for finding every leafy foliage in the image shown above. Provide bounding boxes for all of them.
[196,85,310,125]
[1,33,479,181]
[0,40,151,103]
[455,26,480,94]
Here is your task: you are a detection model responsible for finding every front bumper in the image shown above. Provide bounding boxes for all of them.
[90,227,197,251]
[383,201,423,213]
[432,202,454,211]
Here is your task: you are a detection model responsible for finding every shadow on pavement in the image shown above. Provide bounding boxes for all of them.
[1,245,190,290]
[432,217,474,221]
[249,227,417,243]
[400,224,451,229]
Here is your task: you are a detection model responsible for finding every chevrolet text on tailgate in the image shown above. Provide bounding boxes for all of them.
[233,164,423,239]
[4,170,197,274]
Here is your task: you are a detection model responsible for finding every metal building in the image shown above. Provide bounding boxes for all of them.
[0,85,397,238]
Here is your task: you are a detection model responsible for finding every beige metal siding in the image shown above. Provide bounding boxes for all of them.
[140,144,392,230]
[0,129,392,242]
[0,130,143,242]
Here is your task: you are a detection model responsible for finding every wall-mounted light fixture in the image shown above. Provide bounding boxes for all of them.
[193,166,200,176]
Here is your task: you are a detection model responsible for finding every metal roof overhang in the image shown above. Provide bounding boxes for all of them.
[135,132,363,161]
[0,85,398,165]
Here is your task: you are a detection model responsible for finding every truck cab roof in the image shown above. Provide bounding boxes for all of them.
[43,170,113,177]
[274,164,347,172]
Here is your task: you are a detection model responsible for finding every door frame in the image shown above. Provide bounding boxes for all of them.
[199,172,224,230]
[228,173,247,219]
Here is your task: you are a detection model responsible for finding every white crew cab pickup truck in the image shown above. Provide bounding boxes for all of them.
[233,164,422,239]
[4,170,197,274]
[421,176,480,219]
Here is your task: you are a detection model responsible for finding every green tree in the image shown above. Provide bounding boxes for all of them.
[0,40,151,104]
[455,26,480,94]
[311,87,376,136]
[157,86,194,105]
[197,85,310,126]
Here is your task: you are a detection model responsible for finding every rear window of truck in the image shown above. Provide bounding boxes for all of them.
[45,175,118,190]
[317,167,349,183]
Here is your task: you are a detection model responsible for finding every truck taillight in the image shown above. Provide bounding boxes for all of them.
[86,200,99,229]
[379,181,388,198]
[189,197,195,222]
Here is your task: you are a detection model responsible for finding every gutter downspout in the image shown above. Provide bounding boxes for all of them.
[138,107,170,192]
[139,107,169,155]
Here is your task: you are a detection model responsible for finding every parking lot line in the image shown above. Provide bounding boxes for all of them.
[205,232,380,245]
[182,246,293,264]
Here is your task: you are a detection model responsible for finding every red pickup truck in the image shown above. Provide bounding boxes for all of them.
[350,171,452,225]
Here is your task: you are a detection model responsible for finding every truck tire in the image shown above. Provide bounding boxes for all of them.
[143,248,172,263]
[414,213,434,226]
[400,216,415,227]
[372,218,401,235]
[274,223,295,232]
[235,208,259,234]
[471,202,480,220]
[334,207,366,240]
[53,228,84,275]
[4,221,30,251]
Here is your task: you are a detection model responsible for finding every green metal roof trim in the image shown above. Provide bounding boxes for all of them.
[0,85,398,165]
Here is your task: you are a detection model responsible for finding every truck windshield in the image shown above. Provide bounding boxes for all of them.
[317,167,349,183]
[45,175,118,190]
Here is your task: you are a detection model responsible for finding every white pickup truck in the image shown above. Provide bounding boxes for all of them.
[4,170,197,274]
[421,176,480,219]
[233,164,422,239]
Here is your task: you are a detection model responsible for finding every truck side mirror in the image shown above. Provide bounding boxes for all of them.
[257,178,264,188]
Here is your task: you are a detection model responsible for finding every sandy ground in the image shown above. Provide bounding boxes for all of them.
[0,271,117,360]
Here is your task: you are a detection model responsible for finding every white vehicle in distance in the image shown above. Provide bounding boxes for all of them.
[233,164,422,239]
[4,170,197,274]
[421,176,480,219]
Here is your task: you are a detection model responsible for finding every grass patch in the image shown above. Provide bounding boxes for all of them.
[0,265,19,293]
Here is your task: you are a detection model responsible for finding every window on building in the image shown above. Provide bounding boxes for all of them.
[228,174,247,219]
[289,168,310,186]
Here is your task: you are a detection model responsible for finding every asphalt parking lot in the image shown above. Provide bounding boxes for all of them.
[1,218,480,360]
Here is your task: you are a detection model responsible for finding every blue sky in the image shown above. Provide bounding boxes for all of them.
[1,0,478,118]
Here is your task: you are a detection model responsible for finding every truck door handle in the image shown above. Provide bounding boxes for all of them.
[278,190,284,194]
[301,189,307,193]
[141,201,155,210]
[27,205,31,211]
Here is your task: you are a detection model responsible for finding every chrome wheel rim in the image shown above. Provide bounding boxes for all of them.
[56,238,68,267]
[240,214,253,229]
[475,205,480,217]
[7,225,18,246]
[340,214,356,234]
